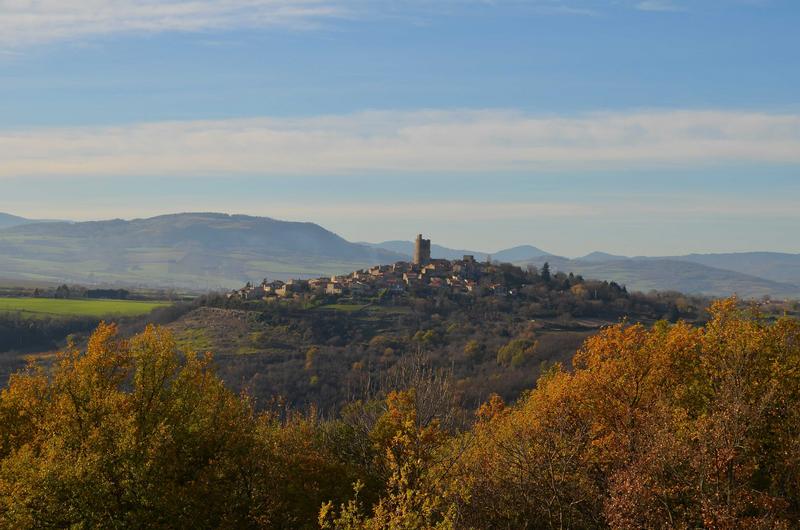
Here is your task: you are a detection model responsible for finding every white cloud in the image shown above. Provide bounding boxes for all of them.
[0,0,733,49]
[0,0,770,48]
[1,109,799,178]
[636,0,685,12]
[0,0,346,47]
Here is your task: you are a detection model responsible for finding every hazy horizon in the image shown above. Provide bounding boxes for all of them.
[3,208,798,260]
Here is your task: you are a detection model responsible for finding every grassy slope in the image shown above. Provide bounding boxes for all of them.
[0,298,170,319]
[168,307,306,356]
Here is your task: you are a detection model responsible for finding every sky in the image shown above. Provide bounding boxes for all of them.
[1,0,799,257]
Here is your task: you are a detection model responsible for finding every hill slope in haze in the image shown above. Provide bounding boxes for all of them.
[0,211,797,299]
[369,240,800,299]
[368,241,551,262]
[0,213,34,230]
[522,256,800,300]
[0,213,403,289]
[672,252,800,286]
[367,240,489,261]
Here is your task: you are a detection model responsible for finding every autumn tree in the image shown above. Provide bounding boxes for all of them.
[0,323,272,528]
[605,299,800,528]
[448,298,800,529]
[1,298,797,529]
[320,389,455,529]
[496,337,538,368]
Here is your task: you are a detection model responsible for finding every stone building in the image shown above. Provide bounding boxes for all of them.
[413,234,431,266]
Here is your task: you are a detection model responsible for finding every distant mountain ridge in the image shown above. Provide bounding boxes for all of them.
[0,212,404,289]
[579,251,629,262]
[539,251,800,297]
[0,211,798,298]
[521,255,800,300]
[0,213,34,229]
[0,213,67,230]
[494,245,552,262]
[367,241,551,263]
[360,240,800,299]
[364,240,487,261]
[667,252,800,286]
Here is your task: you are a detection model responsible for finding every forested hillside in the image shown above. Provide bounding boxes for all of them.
[0,299,797,528]
[7,257,794,412]
[4,257,797,414]
[166,262,709,411]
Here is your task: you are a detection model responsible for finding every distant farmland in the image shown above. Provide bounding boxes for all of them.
[0,298,170,319]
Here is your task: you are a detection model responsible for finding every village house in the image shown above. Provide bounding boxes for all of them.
[429,277,445,289]
[349,281,372,295]
[326,282,344,295]
[228,281,267,300]
[351,270,369,282]
[274,279,307,298]
[422,261,451,279]
[392,262,414,274]
[228,235,517,303]
[370,265,391,276]
[307,278,328,291]
[403,272,423,286]
[453,256,480,280]
[262,280,285,295]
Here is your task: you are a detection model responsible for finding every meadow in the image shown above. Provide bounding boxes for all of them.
[0,297,170,319]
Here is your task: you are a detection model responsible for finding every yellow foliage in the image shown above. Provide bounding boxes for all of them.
[320,390,454,529]
[0,324,282,528]
[448,298,800,529]
[1,298,798,529]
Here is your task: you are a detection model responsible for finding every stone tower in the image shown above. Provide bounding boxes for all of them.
[413,234,431,266]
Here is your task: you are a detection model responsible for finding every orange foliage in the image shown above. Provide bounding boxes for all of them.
[450,298,800,529]
[1,298,798,529]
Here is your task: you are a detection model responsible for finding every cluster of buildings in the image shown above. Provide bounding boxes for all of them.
[228,234,512,301]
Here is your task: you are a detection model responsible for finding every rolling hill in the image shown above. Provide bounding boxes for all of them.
[579,251,629,262]
[0,213,403,290]
[0,211,798,299]
[367,241,552,262]
[671,252,800,286]
[372,240,800,298]
[0,213,34,230]
[521,256,800,300]
[366,240,490,261]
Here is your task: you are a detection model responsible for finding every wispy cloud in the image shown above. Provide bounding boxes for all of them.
[0,0,347,47]
[1,109,799,178]
[636,0,685,12]
[0,0,740,48]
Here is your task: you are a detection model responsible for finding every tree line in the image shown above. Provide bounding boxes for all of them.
[0,298,798,528]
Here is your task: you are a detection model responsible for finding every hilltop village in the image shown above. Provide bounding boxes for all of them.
[229,235,519,301]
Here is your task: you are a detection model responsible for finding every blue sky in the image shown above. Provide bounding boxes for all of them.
[1,0,799,256]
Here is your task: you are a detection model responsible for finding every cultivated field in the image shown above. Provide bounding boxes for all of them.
[0,297,170,319]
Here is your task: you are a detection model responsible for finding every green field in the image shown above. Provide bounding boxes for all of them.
[0,297,171,319]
